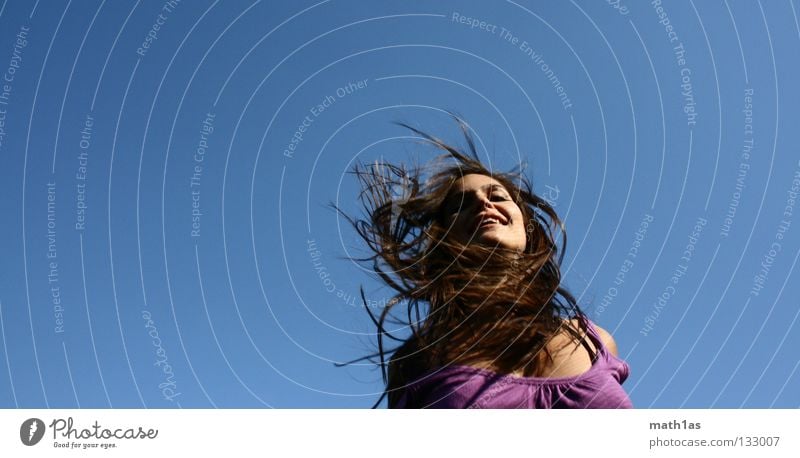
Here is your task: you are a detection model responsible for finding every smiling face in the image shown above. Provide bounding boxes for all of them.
[442,173,527,252]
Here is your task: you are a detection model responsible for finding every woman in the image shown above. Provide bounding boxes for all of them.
[344,117,632,408]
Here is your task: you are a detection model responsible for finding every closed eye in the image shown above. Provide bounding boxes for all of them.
[443,185,511,213]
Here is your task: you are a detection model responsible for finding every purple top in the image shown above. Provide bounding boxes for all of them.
[392,318,633,408]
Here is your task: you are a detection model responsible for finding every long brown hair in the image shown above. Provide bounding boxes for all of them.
[340,116,589,408]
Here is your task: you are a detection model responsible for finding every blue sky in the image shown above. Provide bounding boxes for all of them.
[0,0,799,408]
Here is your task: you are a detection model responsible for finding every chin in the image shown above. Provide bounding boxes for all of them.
[477,233,525,251]
[475,235,506,248]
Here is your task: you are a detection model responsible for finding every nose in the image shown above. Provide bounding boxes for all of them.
[477,192,495,210]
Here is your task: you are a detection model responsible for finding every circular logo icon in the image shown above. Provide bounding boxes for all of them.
[20,418,45,446]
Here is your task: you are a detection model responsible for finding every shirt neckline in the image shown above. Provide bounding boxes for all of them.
[423,318,617,385]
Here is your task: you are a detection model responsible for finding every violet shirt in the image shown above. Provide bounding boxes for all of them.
[392,318,633,408]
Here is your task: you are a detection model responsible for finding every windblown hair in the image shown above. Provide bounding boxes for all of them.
[343,118,588,408]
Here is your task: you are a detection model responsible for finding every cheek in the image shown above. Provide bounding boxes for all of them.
[511,209,528,242]
[444,214,467,238]
[512,220,527,240]
[452,211,473,230]
[507,204,525,226]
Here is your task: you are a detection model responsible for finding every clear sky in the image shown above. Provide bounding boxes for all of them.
[0,0,798,408]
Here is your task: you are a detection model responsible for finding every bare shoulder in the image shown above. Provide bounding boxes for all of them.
[566,318,618,357]
[593,323,619,357]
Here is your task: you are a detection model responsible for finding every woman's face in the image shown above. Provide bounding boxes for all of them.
[442,173,527,252]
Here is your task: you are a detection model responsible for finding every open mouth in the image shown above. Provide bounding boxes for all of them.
[474,215,507,232]
[478,217,501,228]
